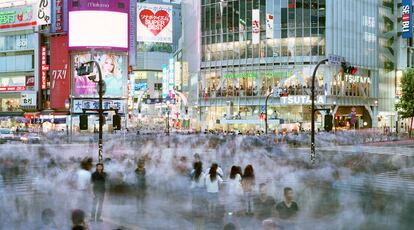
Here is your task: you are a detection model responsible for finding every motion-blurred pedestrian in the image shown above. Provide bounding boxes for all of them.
[91,163,107,222]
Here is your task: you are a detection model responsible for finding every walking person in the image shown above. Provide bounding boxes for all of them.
[91,163,107,222]
[242,164,255,215]
[135,159,147,214]
[190,161,206,229]
[276,187,299,229]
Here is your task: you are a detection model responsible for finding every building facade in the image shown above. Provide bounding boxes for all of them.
[198,0,396,132]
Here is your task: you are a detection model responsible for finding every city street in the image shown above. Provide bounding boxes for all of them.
[1,134,414,229]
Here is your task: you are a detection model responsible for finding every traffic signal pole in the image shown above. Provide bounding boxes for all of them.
[311,58,328,164]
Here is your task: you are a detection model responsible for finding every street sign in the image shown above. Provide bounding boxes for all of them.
[328,54,345,65]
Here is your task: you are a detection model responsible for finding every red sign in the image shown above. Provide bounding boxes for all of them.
[26,76,35,87]
[50,35,70,110]
[55,0,63,33]
[0,86,26,91]
[40,46,49,90]
[139,9,170,36]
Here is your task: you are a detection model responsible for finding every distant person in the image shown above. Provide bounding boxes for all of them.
[190,161,206,228]
[253,183,276,221]
[135,159,147,214]
[75,159,92,210]
[91,163,107,222]
[207,162,224,178]
[71,209,88,230]
[40,208,57,230]
[262,219,278,230]
[242,164,255,214]
[276,187,299,220]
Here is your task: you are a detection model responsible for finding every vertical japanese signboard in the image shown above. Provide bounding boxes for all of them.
[252,9,260,44]
[55,0,64,33]
[40,46,49,90]
[402,0,412,39]
[50,35,70,109]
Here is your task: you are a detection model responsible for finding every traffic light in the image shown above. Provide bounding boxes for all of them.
[113,114,121,130]
[80,114,88,130]
[324,114,333,132]
[341,62,358,75]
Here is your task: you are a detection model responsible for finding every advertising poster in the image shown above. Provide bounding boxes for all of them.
[402,0,412,39]
[252,9,260,44]
[68,0,130,51]
[73,53,126,98]
[0,76,26,91]
[266,13,274,39]
[50,35,70,110]
[137,3,173,43]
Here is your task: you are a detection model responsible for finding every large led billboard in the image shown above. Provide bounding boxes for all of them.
[137,3,172,43]
[68,0,130,51]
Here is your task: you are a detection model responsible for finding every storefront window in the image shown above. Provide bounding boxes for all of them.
[0,98,21,112]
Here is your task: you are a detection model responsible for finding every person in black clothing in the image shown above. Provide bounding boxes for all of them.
[135,159,147,213]
[276,187,299,220]
[91,163,107,222]
[253,183,276,221]
[71,209,88,230]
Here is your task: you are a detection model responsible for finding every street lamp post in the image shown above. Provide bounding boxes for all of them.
[77,61,104,163]
[311,58,328,164]
[65,99,70,143]
[265,90,274,135]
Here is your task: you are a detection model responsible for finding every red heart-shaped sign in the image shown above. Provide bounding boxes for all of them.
[139,9,170,36]
[17,14,23,22]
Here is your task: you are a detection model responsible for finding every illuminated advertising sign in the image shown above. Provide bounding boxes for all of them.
[137,3,172,43]
[0,76,26,92]
[0,5,35,29]
[68,0,130,51]
[168,58,174,98]
[162,64,168,98]
[280,96,325,105]
[50,35,70,110]
[26,76,35,91]
[40,46,49,90]
[72,53,126,98]
[402,0,412,38]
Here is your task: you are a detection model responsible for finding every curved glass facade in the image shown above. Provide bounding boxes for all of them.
[199,0,381,131]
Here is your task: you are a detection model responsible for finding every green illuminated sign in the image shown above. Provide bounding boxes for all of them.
[0,6,33,26]
[223,71,291,79]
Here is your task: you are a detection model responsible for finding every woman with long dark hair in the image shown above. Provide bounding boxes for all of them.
[242,164,256,214]
[226,165,243,214]
[190,161,206,228]
[205,164,223,215]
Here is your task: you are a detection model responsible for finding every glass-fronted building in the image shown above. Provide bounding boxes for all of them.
[198,0,390,132]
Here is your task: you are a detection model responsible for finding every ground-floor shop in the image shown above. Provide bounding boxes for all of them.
[198,104,374,133]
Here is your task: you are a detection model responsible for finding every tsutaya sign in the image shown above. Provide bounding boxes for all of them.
[280,95,325,105]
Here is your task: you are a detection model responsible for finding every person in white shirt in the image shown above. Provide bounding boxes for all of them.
[73,160,92,211]
[190,161,206,226]
[226,165,244,213]
[205,164,223,215]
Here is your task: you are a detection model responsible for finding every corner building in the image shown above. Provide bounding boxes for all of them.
[199,0,386,132]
